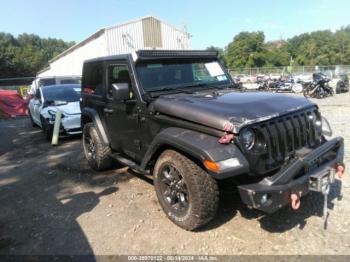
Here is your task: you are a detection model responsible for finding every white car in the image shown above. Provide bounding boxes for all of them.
[28,84,81,140]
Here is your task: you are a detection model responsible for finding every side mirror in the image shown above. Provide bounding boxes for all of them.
[112,83,129,101]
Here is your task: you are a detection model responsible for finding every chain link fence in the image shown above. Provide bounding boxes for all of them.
[228,65,350,79]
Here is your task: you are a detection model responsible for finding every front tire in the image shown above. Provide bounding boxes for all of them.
[153,150,219,231]
[40,116,53,141]
[83,123,113,171]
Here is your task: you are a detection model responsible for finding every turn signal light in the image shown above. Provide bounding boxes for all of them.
[204,160,220,172]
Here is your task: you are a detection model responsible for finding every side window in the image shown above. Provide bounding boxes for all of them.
[107,64,132,99]
[82,63,103,96]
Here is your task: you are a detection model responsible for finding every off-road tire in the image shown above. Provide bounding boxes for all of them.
[153,150,219,231]
[83,122,113,171]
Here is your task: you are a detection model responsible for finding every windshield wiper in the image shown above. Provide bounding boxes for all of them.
[149,86,195,97]
[193,81,236,89]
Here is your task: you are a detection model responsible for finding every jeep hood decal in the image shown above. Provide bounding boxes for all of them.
[152,91,316,133]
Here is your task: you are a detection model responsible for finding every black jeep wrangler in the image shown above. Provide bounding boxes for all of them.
[80,50,345,230]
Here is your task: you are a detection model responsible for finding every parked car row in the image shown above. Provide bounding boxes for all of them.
[233,72,349,97]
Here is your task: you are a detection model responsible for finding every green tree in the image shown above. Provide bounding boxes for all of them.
[224,26,350,69]
[226,31,266,68]
[264,40,290,67]
[0,32,74,79]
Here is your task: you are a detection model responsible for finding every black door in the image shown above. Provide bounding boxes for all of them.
[81,61,106,136]
[103,62,141,161]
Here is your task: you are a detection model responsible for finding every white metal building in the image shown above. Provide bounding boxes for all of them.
[38,16,192,78]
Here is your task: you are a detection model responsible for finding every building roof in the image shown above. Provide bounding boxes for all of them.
[47,15,190,65]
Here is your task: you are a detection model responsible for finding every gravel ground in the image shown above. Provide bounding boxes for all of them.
[0,92,349,255]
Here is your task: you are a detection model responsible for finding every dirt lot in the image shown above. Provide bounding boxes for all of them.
[0,92,349,255]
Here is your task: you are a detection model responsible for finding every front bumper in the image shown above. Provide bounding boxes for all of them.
[238,137,344,213]
[49,114,81,135]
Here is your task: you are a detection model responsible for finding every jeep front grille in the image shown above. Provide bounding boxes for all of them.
[246,108,322,173]
[258,109,321,164]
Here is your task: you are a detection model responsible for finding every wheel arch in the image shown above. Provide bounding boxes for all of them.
[140,127,249,179]
[81,108,109,146]
[144,144,207,174]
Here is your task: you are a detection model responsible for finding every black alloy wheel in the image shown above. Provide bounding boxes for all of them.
[158,164,189,216]
[84,133,96,161]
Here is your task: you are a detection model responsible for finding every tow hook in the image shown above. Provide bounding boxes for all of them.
[219,122,235,144]
[219,133,234,144]
[290,192,301,210]
[336,164,345,178]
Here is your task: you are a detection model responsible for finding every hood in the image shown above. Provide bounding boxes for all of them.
[49,101,81,115]
[152,90,316,133]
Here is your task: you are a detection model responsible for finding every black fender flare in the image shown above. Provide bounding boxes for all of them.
[140,127,249,179]
[81,108,109,146]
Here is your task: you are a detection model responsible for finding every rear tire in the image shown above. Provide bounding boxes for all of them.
[153,150,219,231]
[83,122,113,171]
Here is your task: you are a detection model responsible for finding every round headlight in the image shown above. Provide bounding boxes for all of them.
[241,129,255,150]
[321,116,332,137]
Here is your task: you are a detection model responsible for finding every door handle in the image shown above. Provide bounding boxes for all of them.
[104,108,114,113]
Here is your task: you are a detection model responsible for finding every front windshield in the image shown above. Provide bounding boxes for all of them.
[136,60,231,92]
[42,85,81,103]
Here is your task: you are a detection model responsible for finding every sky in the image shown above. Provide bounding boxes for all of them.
[0,0,349,49]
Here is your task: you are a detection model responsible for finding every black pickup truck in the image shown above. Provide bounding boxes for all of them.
[80,50,345,230]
